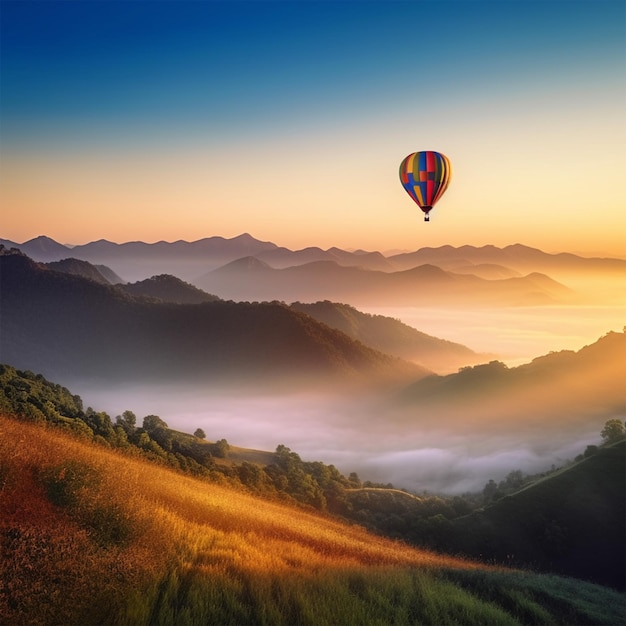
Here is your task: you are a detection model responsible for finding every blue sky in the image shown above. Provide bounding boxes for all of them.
[1,1,625,253]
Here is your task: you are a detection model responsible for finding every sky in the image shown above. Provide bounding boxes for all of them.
[1,0,625,256]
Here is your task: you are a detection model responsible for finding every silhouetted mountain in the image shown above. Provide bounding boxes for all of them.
[66,233,280,281]
[3,236,623,294]
[120,275,221,304]
[0,234,280,282]
[389,243,626,275]
[395,330,626,431]
[196,258,573,306]
[46,258,124,285]
[443,441,626,590]
[290,301,487,372]
[0,235,72,261]
[106,277,485,372]
[0,249,426,388]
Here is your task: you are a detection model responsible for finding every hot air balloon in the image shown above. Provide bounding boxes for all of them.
[399,151,451,221]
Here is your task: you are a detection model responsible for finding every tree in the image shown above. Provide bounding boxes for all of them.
[601,419,625,443]
[348,472,361,487]
[194,428,206,440]
[213,438,230,458]
[142,414,168,433]
[83,408,116,441]
[482,479,498,503]
[142,415,171,451]
[584,444,598,458]
[116,410,137,435]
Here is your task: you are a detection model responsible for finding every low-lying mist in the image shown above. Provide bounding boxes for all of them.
[75,381,605,494]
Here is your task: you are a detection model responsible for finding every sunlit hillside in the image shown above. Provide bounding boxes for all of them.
[1,415,624,625]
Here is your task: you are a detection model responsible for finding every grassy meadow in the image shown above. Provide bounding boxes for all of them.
[1,414,624,625]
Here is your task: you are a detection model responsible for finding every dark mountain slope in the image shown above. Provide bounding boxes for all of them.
[443,441,626,590]
[290,300,485,372]
[46,258,124,285]
[105,279,484,372]
[119,275,220,304]
[0,250,426,388]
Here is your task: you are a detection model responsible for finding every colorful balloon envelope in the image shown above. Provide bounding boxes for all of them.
[399,151,451,221]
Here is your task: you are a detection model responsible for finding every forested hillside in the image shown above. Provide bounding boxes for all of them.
[290,300,484,371]
[443,441,626,590]
[0,249,424,387]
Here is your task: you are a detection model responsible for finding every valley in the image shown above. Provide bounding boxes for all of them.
[1,236,623,496]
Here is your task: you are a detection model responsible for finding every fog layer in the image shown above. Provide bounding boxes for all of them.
[76,382,606,495]
[71,304,624,494]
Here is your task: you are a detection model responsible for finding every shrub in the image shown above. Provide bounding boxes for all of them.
[41,460,101,508]
[39,460,137,547]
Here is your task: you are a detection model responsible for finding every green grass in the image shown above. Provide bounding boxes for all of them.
[442,568,626,626]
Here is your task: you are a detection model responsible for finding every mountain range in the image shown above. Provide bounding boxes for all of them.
[0,248,427,388]
[2,245,622,439]
[196,256,572,306]
[2,234,624,299]
[69,266,486,371]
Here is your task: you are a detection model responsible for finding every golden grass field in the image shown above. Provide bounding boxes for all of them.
[1,414,623,625]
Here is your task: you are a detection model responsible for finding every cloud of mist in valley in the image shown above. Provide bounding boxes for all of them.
[75,382,605,494]
[64,297,623,495]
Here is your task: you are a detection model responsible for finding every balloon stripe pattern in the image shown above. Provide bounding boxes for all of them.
[399,151,451,217]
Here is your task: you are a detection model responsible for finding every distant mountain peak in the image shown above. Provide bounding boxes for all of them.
[232,232,256,241]
[23,235,69,250]
[120,274,220,303]
[403,264,453,279]
[25,235,58,243]
[46,258,116,285]
[214,256,273,273]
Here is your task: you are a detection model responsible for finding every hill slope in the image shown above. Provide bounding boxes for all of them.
[46,257,125,285]
[2,414,624,625]
[442,442,626,590]
[290,300,486,372]
[394,330,626,432]
[0,249,425,388]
